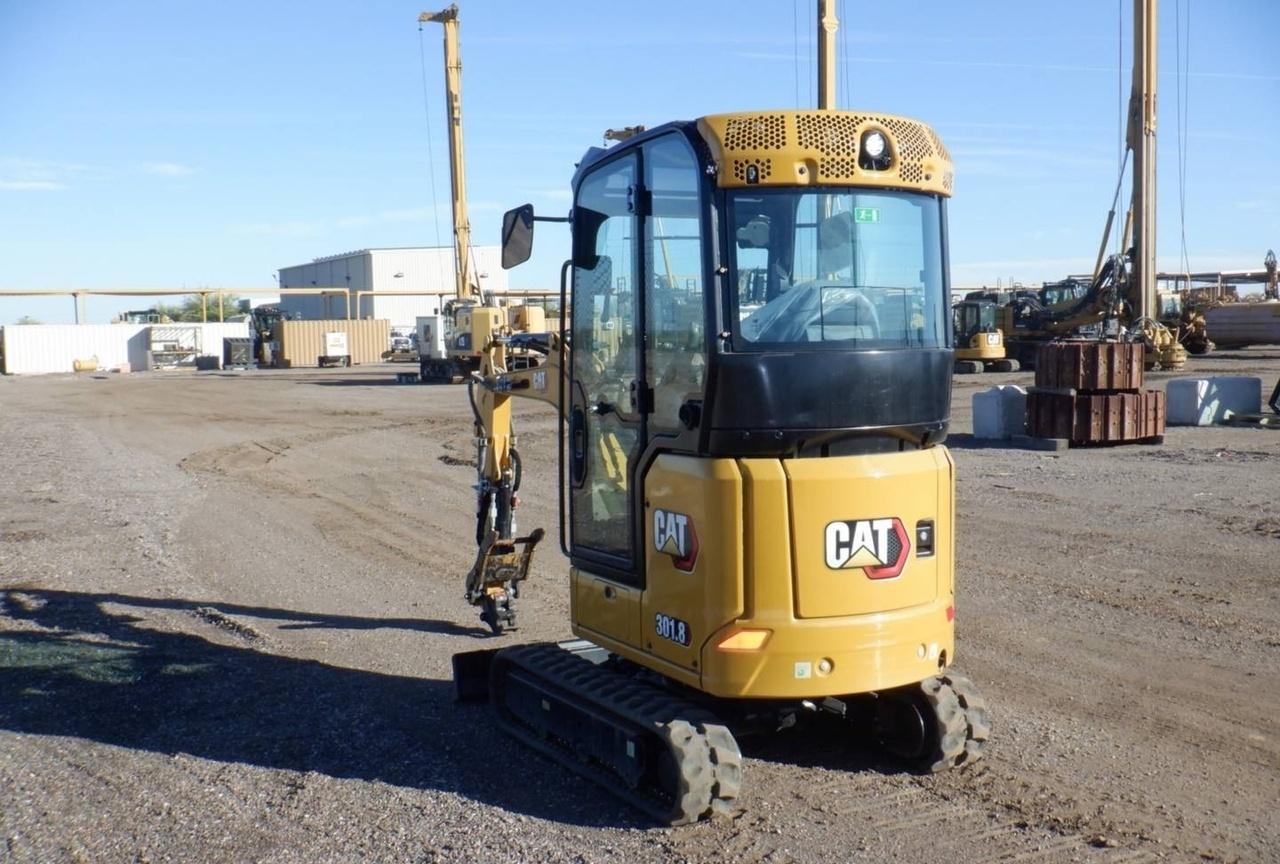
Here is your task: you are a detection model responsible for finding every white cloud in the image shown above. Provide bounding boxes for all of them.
[142,161,195,177]
[0,180,65,191]
[0,157,87,190]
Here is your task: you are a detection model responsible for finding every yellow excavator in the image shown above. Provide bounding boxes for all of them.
[953,298,1019,373]
[449,2,986,826]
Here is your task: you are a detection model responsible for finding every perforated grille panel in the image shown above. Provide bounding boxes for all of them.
[732,158,773,183]
[796,113,860,157]
[700,110,952,195]
[723,114,787,150]
[927,128,951,163]
[819,157,859,179]
[878,117,932,160]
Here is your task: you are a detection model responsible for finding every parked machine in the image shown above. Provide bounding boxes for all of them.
[997,259,1186,370]
[244,303,288,367]
[447,1,987,821]
[953,298,1018,373]
[419,299,545,382]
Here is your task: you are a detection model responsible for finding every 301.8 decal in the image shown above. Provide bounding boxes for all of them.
[654,613,691,647]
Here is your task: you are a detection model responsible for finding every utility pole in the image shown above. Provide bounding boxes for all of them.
[1128,0,1158,321]
[817,0,839,110]
[419,5,475,303]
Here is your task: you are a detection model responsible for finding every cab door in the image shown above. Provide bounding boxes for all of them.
[569,153,644,647]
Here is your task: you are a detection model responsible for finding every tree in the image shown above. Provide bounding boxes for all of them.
[15,315,40,325]
[154,294,246,322]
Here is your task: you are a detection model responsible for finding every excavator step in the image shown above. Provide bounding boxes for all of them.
[486,642,741,825]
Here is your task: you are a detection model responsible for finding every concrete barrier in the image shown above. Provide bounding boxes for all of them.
[973,385,1028,439]
[1166,377,1262,426]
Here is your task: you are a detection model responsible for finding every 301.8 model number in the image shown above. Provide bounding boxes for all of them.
[654,613,691,647]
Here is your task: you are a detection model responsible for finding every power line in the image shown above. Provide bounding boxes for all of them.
[808,0,815,107]
[417,26,443,250]
[793,0,801,108]
[1116,0,1122,259]
[839,1,850,109]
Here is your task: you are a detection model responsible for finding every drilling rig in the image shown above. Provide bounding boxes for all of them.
[1001,0,1187,373]
[416,5,545,384]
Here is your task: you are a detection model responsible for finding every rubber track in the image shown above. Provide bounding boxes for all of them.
[490,642,741,825]
[919,672,990,772]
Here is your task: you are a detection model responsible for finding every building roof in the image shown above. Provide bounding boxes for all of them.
[306,245,458,265]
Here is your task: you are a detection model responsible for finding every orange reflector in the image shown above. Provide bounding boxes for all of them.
[716,629,771,652]
[946,605,955,622]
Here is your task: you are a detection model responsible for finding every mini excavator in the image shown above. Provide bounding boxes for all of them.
[447,1,988,826]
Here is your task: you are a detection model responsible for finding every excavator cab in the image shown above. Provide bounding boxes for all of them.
[476,110,987,824]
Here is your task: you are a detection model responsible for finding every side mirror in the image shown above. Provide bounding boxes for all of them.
[501,204,535,269]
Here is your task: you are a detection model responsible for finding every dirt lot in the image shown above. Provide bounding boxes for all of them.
[2,352,1278,864]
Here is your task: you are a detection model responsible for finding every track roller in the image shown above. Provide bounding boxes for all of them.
[487,642,741,825]
[876,671,989,772]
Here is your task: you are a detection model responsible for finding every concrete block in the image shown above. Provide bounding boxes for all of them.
[1166,377,1262,426]
[973,385,1028,439]
[999,385,1028,438]
[1011,434,1070,452]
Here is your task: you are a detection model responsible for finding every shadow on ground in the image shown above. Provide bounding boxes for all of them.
[305,378,425,388]
[0,588,643,829]
[942,433,1017,451]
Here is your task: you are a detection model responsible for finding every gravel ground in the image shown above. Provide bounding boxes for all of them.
[1,352,1278,864]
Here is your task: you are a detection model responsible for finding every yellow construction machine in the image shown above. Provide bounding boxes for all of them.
[997,261,1187,370]
[953,298,1019,373]
[451,97,988,822]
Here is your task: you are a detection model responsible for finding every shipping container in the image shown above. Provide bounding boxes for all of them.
[0,324,147,375]
[0,322,250,376]
[276,319,390,367]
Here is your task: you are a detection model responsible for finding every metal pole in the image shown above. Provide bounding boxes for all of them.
[201,293,207,322]
[1128,0,1158,321]
[817,0,839,110]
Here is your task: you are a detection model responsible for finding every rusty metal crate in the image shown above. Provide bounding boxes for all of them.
[1034,341,1144,392]
[1026,388,1165,444]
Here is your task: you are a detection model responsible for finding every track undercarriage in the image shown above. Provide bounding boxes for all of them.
[454,641,989,825]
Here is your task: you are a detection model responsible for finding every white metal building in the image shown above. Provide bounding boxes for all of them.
[276,246,509,329]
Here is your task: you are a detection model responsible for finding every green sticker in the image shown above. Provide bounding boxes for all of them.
[854,207,880,224]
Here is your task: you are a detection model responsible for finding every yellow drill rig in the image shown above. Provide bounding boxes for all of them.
[452,104,988,823]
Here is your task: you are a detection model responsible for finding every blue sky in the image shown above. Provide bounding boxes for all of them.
[2,0,1277,324]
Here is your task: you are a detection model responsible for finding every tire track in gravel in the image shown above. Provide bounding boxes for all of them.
[179,418,474,572]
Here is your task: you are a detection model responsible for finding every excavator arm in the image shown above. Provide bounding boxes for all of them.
[463,333,565,633]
